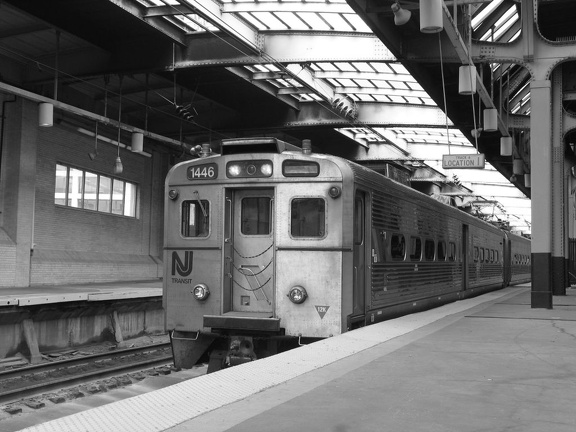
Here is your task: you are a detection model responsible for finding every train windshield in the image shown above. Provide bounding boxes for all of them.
[181,200,210,237]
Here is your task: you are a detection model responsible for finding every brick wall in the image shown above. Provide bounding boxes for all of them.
[32,115,168,284]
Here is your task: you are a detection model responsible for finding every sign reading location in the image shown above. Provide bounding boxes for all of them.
[442,154,485,169]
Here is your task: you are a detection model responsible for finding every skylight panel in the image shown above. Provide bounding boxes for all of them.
[273,12,309,30]
[354,62,374,73]
[390,81,409,90]
[389,63,410,75]
[239,12,271,30]
[341,14,372,32]
[338,78,358,87]
[318,63,338,72]
[319,14,352,31]
[472,0,504,29]
[333,62,355,72]
[356,94,375,102]
[355,79,375,88]
[296,13,332,31]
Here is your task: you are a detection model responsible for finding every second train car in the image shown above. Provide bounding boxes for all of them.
[163,137,531,372]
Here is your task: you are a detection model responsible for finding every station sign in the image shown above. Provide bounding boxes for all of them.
[442,154,485,169]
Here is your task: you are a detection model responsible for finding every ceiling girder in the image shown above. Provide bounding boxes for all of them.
[283,102,451,128]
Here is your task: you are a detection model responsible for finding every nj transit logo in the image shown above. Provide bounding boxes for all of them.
[171,251,193,277]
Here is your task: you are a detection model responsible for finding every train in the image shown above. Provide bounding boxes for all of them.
[163,137,531,372]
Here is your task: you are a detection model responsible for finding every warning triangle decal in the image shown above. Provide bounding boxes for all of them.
[315,305,329,319]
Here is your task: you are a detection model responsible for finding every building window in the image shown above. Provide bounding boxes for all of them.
[54,163,138,218]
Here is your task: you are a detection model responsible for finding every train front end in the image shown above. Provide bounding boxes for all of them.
[163,138,352,372]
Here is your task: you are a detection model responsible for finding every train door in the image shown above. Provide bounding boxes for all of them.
[462,224,469,290]
[224,188,274,315]
[352,190,368,322]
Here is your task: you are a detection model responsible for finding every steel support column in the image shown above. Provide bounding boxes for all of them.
[530,80,553,308]
[551,68,566,295]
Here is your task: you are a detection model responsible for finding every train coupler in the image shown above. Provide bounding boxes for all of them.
[207,336,257,373]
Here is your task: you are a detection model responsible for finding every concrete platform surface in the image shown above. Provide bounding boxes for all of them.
[14,284,576,432]
[176,285,576,432]
[0,280,162,306]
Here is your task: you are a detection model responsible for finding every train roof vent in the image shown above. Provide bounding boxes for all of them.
[221,138,300,155]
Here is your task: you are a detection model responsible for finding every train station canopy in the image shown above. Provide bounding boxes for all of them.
[0,0,557,235]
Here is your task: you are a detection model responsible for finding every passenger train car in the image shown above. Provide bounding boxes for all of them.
[163,137,531,372]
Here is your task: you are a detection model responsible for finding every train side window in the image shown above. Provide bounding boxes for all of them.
[181,200,210,237]
[448,242,456,261]
[242,197,271,235]
[495,250,499,262]
[479,248,485,262]
[424,239,435,261]
[409,237,422,261]
[390,234,405,260]
[437,241,446,260]
[474,247,479,262]
[291,198,325,238]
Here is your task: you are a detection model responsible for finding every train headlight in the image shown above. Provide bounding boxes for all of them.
[192,284,210,301]
[226,160,273,178]
[260,163,273,176]
[287,286,308,304]
[228,164,241,177]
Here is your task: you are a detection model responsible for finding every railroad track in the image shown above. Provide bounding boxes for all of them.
[0,342,173,405]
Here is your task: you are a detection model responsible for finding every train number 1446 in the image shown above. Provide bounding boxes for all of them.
[187,163,218,180]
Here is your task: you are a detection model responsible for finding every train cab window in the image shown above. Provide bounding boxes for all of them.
[291,198,325,238]
[437,241,446,261]
[409,237,422,261]
[448,242,456,261]
[181,200,210,237]
[424,239,435,261]
[242,197,271,235]
[390,234,406,260]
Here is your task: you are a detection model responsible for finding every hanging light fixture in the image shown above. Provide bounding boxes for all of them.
[500,136,513,156]
[88,122,99,160]
[483,108,498,132]
[524,173,531,188]
[113,156,123,174]
[131,132,144,153]
[419,0,443,33]
[38,102,54,127]
[458,65,476,95]
[391,2,411,26]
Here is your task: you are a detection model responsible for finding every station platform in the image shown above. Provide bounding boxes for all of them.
[0,280,164,363]
[15,283,576,432]
[0,279,162,307]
